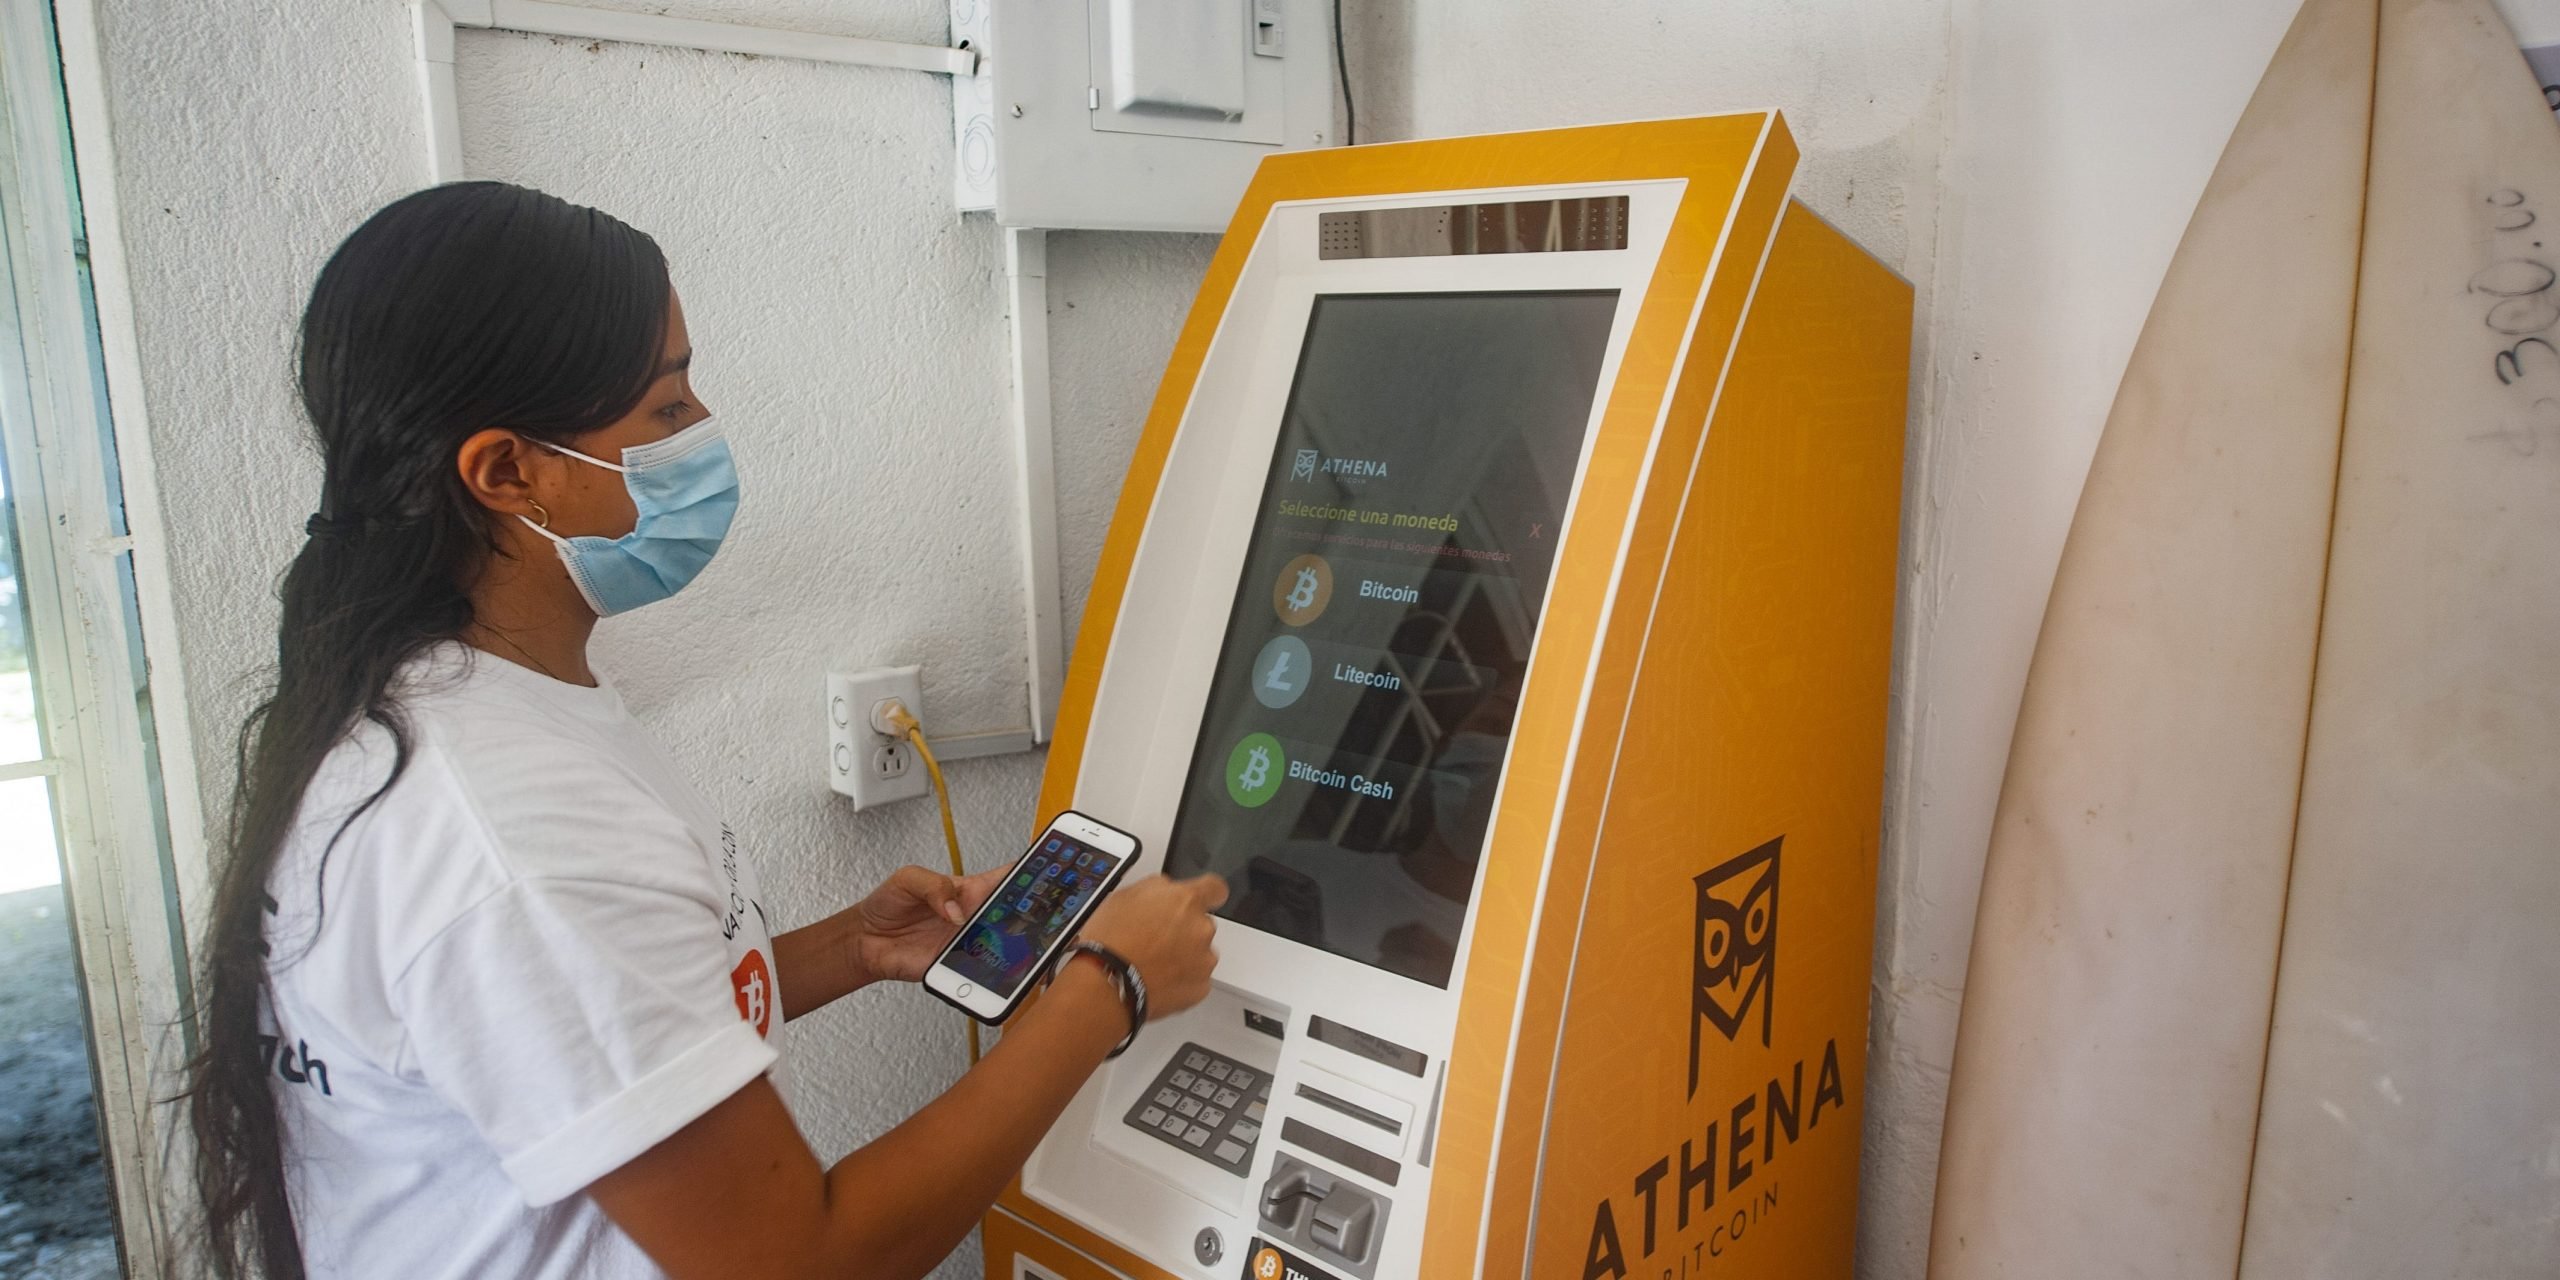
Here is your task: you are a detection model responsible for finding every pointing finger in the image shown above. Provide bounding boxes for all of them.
[1187,874,1231,912]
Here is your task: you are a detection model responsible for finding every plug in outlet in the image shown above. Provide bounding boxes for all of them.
[826,665,929,810]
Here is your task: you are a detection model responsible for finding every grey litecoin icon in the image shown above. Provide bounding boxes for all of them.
[1252,635,1314,709]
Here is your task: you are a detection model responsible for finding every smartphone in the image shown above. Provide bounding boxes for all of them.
[923,810,1142,1024]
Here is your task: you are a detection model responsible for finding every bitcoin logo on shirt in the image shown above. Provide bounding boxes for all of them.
[730,950,774,1038]
[1227,733,1287,808]
[1271,554,1334,626]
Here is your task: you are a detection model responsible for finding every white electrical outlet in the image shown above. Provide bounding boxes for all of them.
[826,665,931,810]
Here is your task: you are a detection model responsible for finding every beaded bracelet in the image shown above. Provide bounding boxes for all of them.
[1054,939,1147,1058]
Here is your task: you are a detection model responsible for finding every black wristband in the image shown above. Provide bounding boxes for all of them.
[1056,940,1147,1058]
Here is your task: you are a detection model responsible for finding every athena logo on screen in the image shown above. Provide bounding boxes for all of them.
[1292,448,1320,481]
[1689,835,1780,1100]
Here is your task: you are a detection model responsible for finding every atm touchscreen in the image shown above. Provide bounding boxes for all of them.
[1163,290,1618,988]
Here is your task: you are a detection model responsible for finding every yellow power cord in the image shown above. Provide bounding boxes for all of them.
[876,699,980,1064]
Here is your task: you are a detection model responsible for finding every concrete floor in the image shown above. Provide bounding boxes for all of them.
[0,885,119,1280]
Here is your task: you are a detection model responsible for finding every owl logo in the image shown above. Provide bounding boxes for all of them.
[1292,448,1320,481]
[1689,836,1780,1100]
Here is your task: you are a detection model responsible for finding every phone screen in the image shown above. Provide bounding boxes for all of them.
[942,832,1127,998]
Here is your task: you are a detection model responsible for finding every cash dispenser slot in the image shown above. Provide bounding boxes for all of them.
[1277,1118,1400,1187]
[1304,1016,1428,1077]
[1294,1084,1402,1135]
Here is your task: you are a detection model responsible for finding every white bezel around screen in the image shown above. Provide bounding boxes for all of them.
[923,810,1143,1022]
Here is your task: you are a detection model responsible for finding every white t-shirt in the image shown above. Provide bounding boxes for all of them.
[262,644,781,1279]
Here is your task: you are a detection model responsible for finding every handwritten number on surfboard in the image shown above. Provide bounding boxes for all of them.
[2472,260,2556,296]
[2487,295,2560,335]
[2474,190,2560,427]
[2494,337,2560,385]
[2488,179,2537,230]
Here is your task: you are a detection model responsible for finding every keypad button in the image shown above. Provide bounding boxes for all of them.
[1170,1070,1196,1089]
[1183,1125,1212,1147]
[1200,1107,1226,1128]
[1245,1100,1266,1122]
[1215,1139,1248,1164]
[1214,1088,1241,1109]
[1233,1121,1260,1144]
[1191,1080,1217,1098]
[1154,1088,1180,1108]
[1160,1114,1188,1136]
[1205,1062,1232,1081]
[1229,1070,1256,1090]
[1177,1097,1203,1118]
[1139,1106,1165,1127]
[1184,1052,1209,1070]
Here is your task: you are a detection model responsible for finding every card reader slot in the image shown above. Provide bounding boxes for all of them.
[1295,1084,1403,1135]
[1280,1117,1401,1187]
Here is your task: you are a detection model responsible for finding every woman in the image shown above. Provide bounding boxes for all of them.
[182,181,1225,1280]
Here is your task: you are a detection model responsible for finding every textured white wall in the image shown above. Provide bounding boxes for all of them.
[1350,0,1950,267]
[86,3,1206,1276]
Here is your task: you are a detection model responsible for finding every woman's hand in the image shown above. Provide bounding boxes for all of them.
[1075,874,1228,1017]
[849,864,1005,986]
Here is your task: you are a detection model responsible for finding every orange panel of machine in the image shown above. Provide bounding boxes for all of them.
[1522,207,1909,1279]
[985,1206,1133,1280]
[1464,122,1803,1278]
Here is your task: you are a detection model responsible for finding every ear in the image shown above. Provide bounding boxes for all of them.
[456,428,555,523]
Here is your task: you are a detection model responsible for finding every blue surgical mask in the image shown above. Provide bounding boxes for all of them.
[519,420,740,617]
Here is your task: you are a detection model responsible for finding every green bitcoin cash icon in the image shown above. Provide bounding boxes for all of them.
[1227,732,1286,809]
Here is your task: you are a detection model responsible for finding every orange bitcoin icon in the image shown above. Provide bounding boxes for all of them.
[1271,554,1334,626]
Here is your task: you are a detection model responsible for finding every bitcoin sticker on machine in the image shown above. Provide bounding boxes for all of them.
[985,115,1912,1280]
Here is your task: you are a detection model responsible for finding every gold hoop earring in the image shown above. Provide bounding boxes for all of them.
[527,500,551,530]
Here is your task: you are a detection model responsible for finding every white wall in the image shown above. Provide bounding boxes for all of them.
[83,4,1206,1276]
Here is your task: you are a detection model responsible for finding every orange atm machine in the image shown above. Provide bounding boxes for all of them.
[985,114,1909,1280]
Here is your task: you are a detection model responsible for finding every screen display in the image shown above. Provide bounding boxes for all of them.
[1163,290,1619,988]
[942,832,1126,997]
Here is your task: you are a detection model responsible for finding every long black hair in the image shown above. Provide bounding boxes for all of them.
[179,182,671,1279]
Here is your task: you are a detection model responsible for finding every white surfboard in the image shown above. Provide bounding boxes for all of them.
[1927,0,2375,1275]
[2237,0,2560,1272]
[1933,0,2560,1274]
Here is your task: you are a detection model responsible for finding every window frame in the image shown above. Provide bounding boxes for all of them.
[0,1,213,1271]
